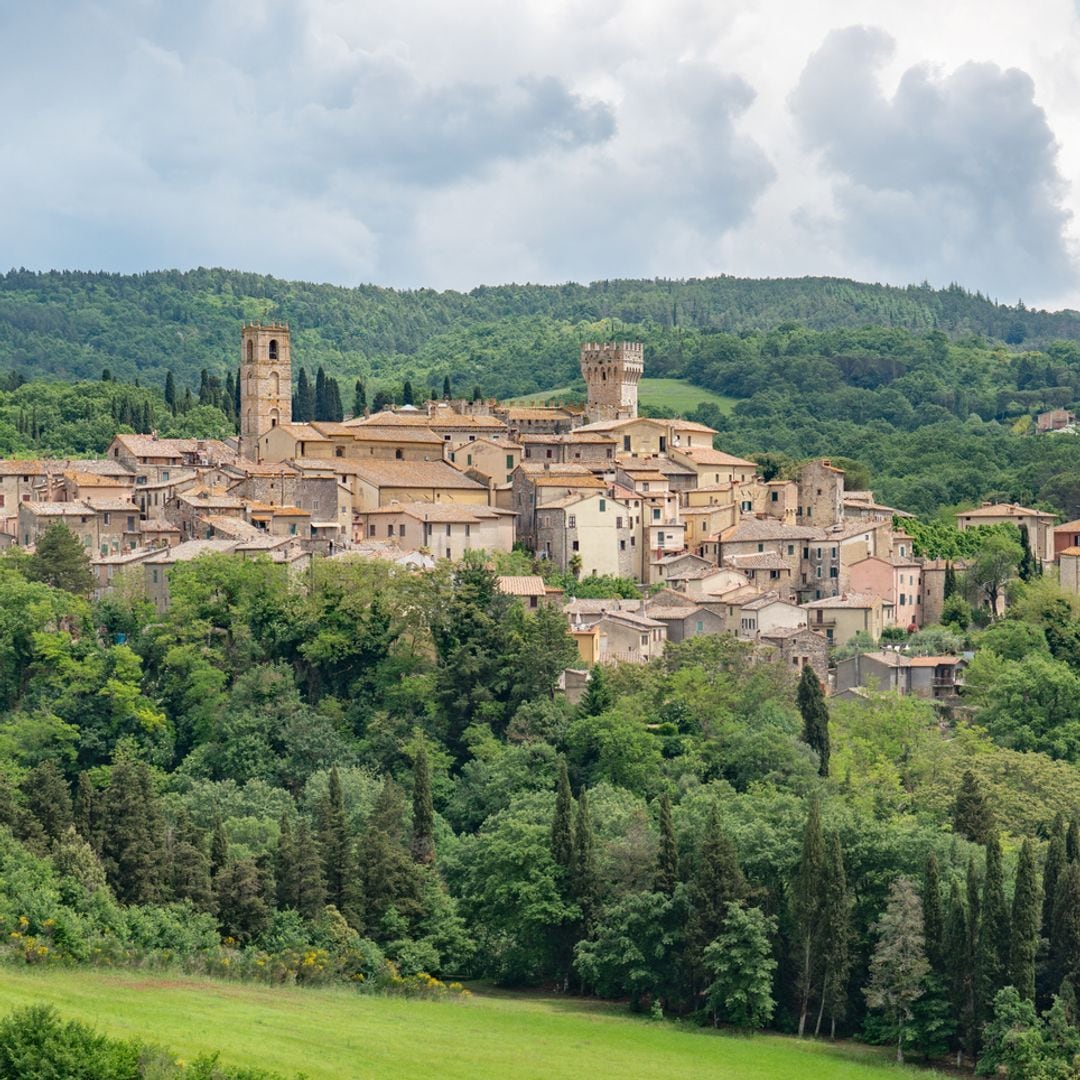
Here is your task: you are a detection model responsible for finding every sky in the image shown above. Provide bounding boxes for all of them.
[3,0,1080,309]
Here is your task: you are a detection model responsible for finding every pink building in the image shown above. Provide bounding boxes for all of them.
[848,555,923,629]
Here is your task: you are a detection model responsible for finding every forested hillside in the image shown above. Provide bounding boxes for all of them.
[1,268,1078,397]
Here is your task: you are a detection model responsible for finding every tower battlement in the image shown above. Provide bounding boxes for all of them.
[580,341,644,422]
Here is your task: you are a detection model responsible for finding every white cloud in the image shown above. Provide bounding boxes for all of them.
[0,0,1078,306]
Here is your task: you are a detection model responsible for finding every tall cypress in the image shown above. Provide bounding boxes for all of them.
[1008,838,1040,1002]
[164,370,177,414]
[442,375,451,399]
[653,793,679,896]
[793,795,827,1036]
[1044,816,1067,940]
[551,759,574,887]
[688,803,745,980]
[570,788,599,931]
[170,815,213,911]
[580,664,614,716]
[353,379,366,416]
[327,377,344,422]
[411,742,435,866]
[318,766,355,918]
[233,367,241,416]
[315,367,328,421]
[73,773,97,849]
[1067,819,1080,864]
[818,832,852,1038]
[943,880,972,1067]
[20,760,73,847]
[922,852,945,974]
[402,378,414,406]
[210,820,229,879]
[953,771,994,844]
[100,757,164,905]
[1052,862,1080,990]
[975,833,1009,1035]
[796,665,830,777]
[295,368,313,422]
[198,368,211,406]
[944,563,957,600]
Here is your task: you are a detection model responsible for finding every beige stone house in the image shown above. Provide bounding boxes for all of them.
[447,437,521,486]
[797,459,845,529]
[520,432,618,465]
[354,501,514,559]
[956,502,1057,564]
[535,490,635,579]
[800,592,888,644]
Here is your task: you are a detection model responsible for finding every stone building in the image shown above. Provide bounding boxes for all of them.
[240,323,292,458]
[797,459,845,529]
[580,342,643,423]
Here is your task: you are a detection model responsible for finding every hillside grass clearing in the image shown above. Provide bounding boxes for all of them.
[511,378,738,416]
[0,966,940,1079]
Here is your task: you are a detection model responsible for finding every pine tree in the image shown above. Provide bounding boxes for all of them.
[293,819,326,920]
[1067,819,1079,864]
[653,793,679,896]
[922,852,945,973]
[551,758,574,886]
[1008,838,1040,1003]
[318,766,355,918]
[358,778,422,934]
[793,795,827,1037]
[26,522,93,595]
[353,379,366,416]
[953,770,994,844]
[796,665,830,777]
[818,832,853,1038]
[402,379,414,406]
[865,878,930,1065]
[164,370,177,414]
[975,833,1010,1035]
[1044,815,1067,941]
[215,858,270,943]
[570,788,599,931]
[73,773,97,849]
[100,756,164,905]
[411,742,435,866]
[688,803,745,981]
[580,664,614,716]
[442,375,451,399]
[275,815,297,910]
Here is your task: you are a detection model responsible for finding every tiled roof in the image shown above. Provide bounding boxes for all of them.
[1055,519,1080,532]
[497,575,547,596]
[350,426,443,443]
[111,435,236,460]
[502,408,573,420]
[801,592,881,610]
[518,462,596,477]
[720,518,819,542]
[21,501,91,515]
[959,503,1049,519]
[351,460,486,489]
[724,552,791,570]
[676,447,757,467]
[533,475,607,488]
[83,498,141,512]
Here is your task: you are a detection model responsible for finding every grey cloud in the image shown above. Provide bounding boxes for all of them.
[790,26,1075,299]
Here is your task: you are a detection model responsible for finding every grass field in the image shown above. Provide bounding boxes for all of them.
[511,378,738,416]
[0,966,938,1079]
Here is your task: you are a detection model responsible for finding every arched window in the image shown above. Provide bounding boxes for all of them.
[269,339,279,360]
[270,371,280,397]
[270,408,279,428]
[246,340,254,362]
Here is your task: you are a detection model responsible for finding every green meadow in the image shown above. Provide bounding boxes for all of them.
[511,377,738,415]
[0,967,938,1079]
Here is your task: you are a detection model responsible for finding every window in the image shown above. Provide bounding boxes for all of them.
[269,339,279,360]
[816,567,822,578]
[829,567,838,578]
[620,539,626,550]
[103,512,111,525]
[388,524,394,537]
[757,543,764,552]
[446,548,451,559]
[816,548,822,558]
[572,540,580,552]
[546,449,553,459]
[802,546,809,559]
[395,449,403,459]
[651,507,660,521]
[161,470,169,481]
[900,593,907,606]
[445,524,452,536]
[289,523,297,536]
[641,634,648,646]
[568,515,576,528]
[770,569,780,579]
[599,499,606,512]
[816,488,823,496]
[616,517,623,529]
[152,568,159,584]
[806,507,812,518]
[336,447,344,457]
[465,524,471,538]
[788,544,794,555]
[399,524,405,537]
[771,491,778,503]
[696,620,704,633]
[623,436,631,452]
[631,536,636,546]
[506,455,514,469]
[831,547,837,557]
[641,482,649,492]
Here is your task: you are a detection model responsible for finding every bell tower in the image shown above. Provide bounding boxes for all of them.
[240,323,291,459]
[580,341,644,423]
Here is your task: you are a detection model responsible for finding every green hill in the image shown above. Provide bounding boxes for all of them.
[0,968,938,1080]
[0,267,1076,397]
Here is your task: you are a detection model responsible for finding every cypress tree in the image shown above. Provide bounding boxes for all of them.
[943,880,972,1067]
[100,756,164,905]
[570,787,599,930]
[318,766,355,917]
[653,793,679,896]
[210,819,229,879]
[293,819,326,920]
[793,795,827,1036]
[73,773,97,849]
[411,742,435,866]
[315,367,328,420]
[688,803,745,980]
[294,368,312,422]
[975,833,1009,1035]
[164,370,177,414]
[1018,525,1037,581]
[796,665,830,777]
[402,379,414,406]
[442,375,451,399]
[275,815,297,910]
[922,851,945,974]
[1044,815,1067,940]
[353,379,366,416]
[580,664,614,717]
[944,563,957,600]
[198,368,211,405]
[1067,819,1080,864]
[551,759,574,886]
[20,760,72,847]
[472,385,482,402]
[358,778,421,933]
[327,377,344,422]
[233,367,241,416]
[181,386,192,412]
[818,832,852,1038]
[170,815,213,911]
[1053,862,1080,990]
[1008,838,1040,1002]
[953,770,994,844]
[215,858,270,943]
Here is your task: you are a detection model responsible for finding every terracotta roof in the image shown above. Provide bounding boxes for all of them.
[64,471,130,487]
[801,592,882,610]
[83,498,141,513]
[676,447,756,467]
[199,515,264,539]
[958,502,1050,519]
[908,656,962,667]
[1055,520,1080,533]
[1061,546,1080,556]
[720,518,819,542]
[497,575,547,596]
[724,552,791,571]
[533,475,607,489]
[267,423,330,442]
[502,407,573,420]
[518,462,596,477]
[350,411,506,431]
[139,518,179,533]
[351,460,486,489]
[21,501,91,515]
[111,435,236,460]
[350,426,443,444]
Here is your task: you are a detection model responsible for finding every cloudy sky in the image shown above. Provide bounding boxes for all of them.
[3,1,1080,308]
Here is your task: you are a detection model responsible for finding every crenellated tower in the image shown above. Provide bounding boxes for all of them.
[240,323,291,458]
[580,341,644,423]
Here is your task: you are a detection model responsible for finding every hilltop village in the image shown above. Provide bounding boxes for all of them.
[4,322,1067,695]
